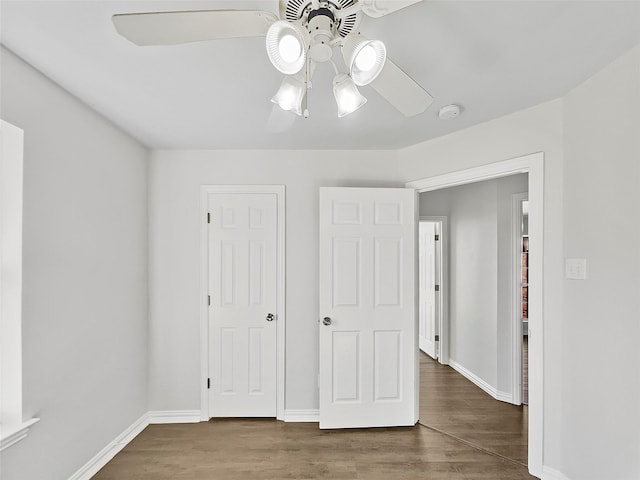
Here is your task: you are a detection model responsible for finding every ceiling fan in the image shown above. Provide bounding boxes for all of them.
[112,0,434,118]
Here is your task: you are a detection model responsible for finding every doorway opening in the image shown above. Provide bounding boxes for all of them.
[512,194,529,406]
[418,217,447,363]
[407,152,544,478]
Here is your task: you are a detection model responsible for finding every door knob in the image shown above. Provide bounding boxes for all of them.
[266,313,275,322]
[322,317,332,326]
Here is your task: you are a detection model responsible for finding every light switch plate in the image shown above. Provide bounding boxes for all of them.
[565,258,587,280]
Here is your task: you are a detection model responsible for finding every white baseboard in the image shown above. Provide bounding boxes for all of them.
[68,412,149,480]
[449,360,503,402]
[0,418,40,452]
[496,390,514,403]
[283,409,320,422]
[448,360,517,405]
[542,465,571,480]
[148,410,201,424]
[69,410,202,480]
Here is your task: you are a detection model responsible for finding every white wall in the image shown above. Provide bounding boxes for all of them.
[421,181,498,387]
[420,174,527,397]
[0,48,149,480]
[148,150,401,411]
[561,45,640,480]
[400,99,566,472]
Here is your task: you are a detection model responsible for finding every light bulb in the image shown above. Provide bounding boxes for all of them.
[341,91,360,111]
[354,45,377,72]
[278,85,297,110]
[266,21,308,75]
[271,76,305,116]
[279,34,301,63]
[333,74,367,117]
[342,35,386,86]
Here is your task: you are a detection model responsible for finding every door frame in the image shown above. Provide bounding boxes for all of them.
[511,192,528,406]
[199,185,286,421]
[406,152,544,478]
[418,216,449,364]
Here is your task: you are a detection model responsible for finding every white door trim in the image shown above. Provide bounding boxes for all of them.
[406,152,544,478]
[418,216,449,364]
[511,192,528,406]
[200,185,286,421]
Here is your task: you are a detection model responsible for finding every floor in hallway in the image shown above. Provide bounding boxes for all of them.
[419,352,529,465]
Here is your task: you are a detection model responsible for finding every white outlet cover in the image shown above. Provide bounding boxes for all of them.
[565,258,587,280]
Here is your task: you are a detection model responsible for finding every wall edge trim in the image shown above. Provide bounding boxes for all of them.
[283,409,320,423]
[69,410,204,479]
[148,410,202,424]
[68,412,149,480]
[542,465,571,480]
[448,359,503,401]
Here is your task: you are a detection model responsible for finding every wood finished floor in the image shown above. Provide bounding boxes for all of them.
[419,352,528,465]
[93,356,532,479]
[93,420,534,479]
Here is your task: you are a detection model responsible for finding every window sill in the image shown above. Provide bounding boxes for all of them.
[0,418,40,451]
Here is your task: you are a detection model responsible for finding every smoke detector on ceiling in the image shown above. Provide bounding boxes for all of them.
[438,104,462,120]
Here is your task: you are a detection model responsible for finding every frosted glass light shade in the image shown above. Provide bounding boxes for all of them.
[271,76,305,116]
[266,21,308,75]
[333,74,367,117]
[342,35,386,86]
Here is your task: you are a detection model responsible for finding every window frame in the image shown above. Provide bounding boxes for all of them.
[0,119,39,451]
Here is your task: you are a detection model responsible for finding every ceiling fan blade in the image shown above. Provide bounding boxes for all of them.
[359,0,423,18]
[112,10,279,46]
[370,59,434,117]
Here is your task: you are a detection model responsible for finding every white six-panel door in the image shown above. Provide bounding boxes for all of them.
[208,193,277,417]
[419,221,437,359]
[318,187,416,429]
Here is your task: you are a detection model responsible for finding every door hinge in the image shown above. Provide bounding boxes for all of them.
[435,234,439,241]
[208,295,211,306]
[435,335,440,342]
[435,284,440,292]
[207,212,211,224]
[207,378,210,389]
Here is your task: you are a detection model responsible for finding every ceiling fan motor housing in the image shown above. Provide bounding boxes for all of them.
[281,0,362,38]
[307,8,335,62]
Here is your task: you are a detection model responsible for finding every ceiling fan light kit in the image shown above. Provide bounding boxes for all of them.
[307,7,336,63]
[341,35,387,86]
[271,75,306,115]
[333,73,367,117]
[112,0,434,119]
[265,20,309,75]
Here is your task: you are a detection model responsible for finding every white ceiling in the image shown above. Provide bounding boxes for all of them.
[2,1,640,150]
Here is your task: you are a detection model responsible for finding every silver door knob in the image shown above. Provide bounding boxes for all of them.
[322,317,332,326]
[266,313,275,322]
